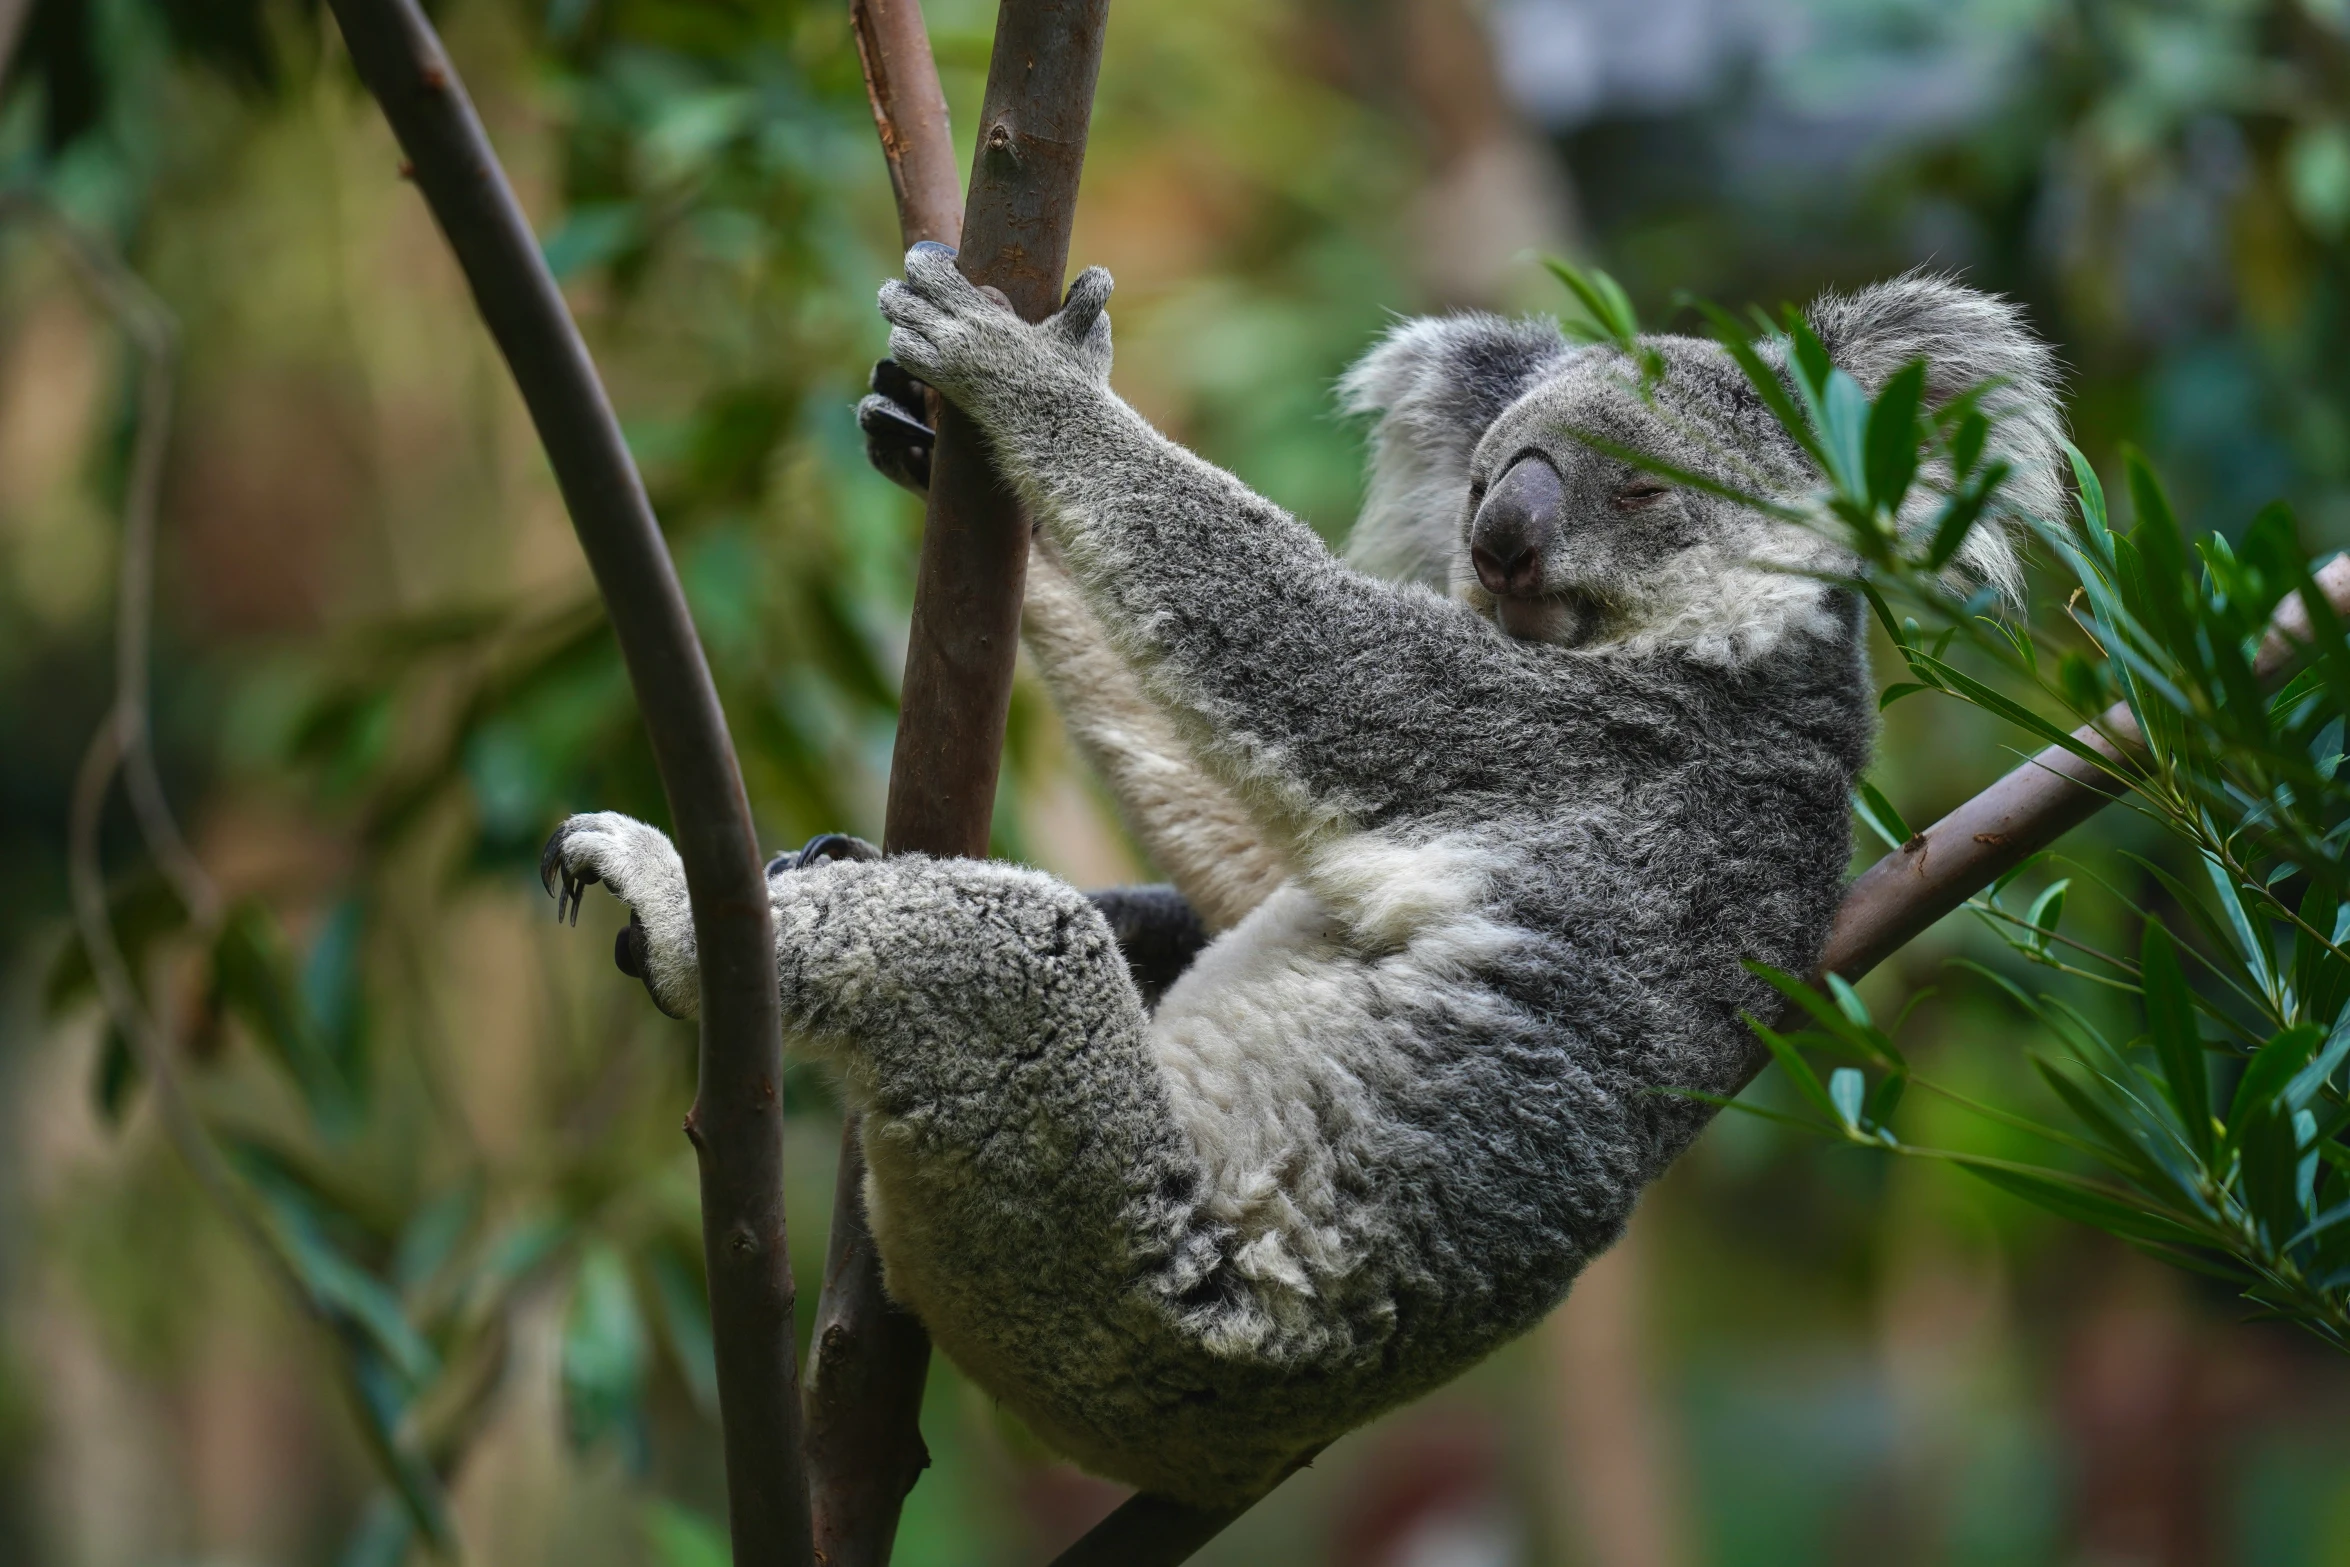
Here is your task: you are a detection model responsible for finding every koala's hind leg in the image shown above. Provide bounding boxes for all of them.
[542,816,1217,1376]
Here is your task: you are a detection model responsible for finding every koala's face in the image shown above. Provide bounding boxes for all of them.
[1342,281,2058,662]
[1458,337,1812,648]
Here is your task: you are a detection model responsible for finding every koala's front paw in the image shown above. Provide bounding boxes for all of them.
[877,243,1114,419]
[541,812,699,1019]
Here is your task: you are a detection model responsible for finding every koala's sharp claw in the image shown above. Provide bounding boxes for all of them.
[909,240,958,259]
[769,833,883,875]
[540,828,568,901]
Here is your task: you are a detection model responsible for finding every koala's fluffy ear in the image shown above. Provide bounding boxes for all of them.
[1339,314,1572,589]
[1806,273,2067,603]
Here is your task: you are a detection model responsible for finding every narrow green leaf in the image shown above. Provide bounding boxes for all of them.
[2226,1024,2326,1139]
[1829,1066,1866,1130]
[1878,681,1932,711]
[562,1242,648,1465]
[1853,780,1914,851]
[1695,301,1827,472]
[1863,359,1926,515]
[2143,923,2214,1161]
[1745,1017,1842,1123]
[1954,1158,2218,1250]
[2067,441,2112,560]
[2026,878,2072,956]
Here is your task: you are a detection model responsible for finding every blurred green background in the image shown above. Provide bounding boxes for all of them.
[6,0,2350,1563]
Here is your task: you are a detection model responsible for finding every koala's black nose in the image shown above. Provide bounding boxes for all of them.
[1470,455,1563,600]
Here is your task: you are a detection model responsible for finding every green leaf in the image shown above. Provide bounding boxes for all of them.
[1696,301,1827,473]
[1542,258,1641,347]
[644,1501,731,1567]
[1744,962,1903,1066]
[1853,779,1914,851]
[1924,460,2011,570]
[2202,851,2279,1002]
[2032,1058,2168,1191]
[2226,1024,2327,1140]
[1954,1158,2218,1251]
[1878,681,1932,711]
[1819,368,1871,500]
[2025,878,2072,957]
[2237,1103,2308,1245]
[562,1242,648,1466]
[2142,923,2214,1162]
[1745,1017,1843,1124]
[2068,441,2112,559]
[1863,358,1926,515]
[1829,1066,1866,1131]
[1904,651,2127,780]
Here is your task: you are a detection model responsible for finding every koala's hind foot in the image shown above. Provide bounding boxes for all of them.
[543,812,700,1017]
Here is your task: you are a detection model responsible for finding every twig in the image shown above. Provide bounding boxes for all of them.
[809,4,1111,1563]
[1,193,224,929]
[317,4,810,1562]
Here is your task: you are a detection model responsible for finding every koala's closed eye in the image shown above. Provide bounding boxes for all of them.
[1612,478,1671,511]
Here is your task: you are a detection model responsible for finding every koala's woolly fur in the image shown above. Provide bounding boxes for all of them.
[546,253,2066,1505]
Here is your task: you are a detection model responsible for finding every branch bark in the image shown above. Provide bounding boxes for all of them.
[319,5,811,1563]
[808,4,1111,1562]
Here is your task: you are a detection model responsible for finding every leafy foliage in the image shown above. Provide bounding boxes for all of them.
[1549,256,2350,1348]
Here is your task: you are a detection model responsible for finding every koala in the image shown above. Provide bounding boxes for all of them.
[544,249,2063,1506]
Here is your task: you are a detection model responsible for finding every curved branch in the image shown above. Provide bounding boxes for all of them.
[318,4,809,1562]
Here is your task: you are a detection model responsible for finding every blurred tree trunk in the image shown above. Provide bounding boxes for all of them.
[2058,1249,2219,1567]
[1393,0,1579,306]
[1541,1207,1692,1567]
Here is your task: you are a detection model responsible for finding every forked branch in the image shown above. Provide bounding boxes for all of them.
[809,4,1112,1564]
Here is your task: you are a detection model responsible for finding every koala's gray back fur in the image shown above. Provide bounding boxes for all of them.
[552,255,2067,1507]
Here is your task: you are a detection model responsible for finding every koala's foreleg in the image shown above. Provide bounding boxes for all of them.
[1024,548,1286,931]
[881,247,1503,839]
[863,360,1284,930]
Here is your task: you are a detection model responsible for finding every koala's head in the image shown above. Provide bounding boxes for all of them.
[1339,275,2066,664]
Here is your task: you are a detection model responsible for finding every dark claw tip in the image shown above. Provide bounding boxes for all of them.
[539,829,567,898]
[774,832,883,874]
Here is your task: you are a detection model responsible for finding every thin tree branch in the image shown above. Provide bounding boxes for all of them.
[317,4,810,1562]
[807,5,1110,1563]
[849,0,961,249]
[800,10,964,1563]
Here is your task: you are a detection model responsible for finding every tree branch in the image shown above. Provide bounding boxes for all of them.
[1810,553,2350,998]
[807,4,1111,1562]
[318,4,811,1562]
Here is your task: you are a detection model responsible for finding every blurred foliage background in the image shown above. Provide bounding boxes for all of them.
[8,0,2350,1563]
